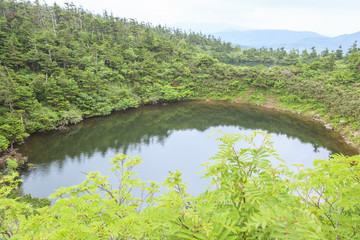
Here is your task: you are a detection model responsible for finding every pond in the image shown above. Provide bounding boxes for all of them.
[18,101,358,198]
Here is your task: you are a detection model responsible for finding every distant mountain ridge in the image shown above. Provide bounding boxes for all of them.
[171,21,248,35]
[212,29,360,51]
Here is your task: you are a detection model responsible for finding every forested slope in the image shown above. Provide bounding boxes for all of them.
[0,0,240,151]
[0,0,359,156]
[1,1,360,239]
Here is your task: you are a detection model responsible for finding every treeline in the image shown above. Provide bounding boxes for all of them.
[0,0,360,156]
[0,0,241,152]
[0,0,360,238]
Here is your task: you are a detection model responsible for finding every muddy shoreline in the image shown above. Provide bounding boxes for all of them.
[230,97,360,153]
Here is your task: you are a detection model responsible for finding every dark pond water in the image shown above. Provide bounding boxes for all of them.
[18,101,358,198]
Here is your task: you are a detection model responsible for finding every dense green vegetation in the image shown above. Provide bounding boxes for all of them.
[0,0,359,157]
[18,102,358,172]
[1,132,360,239]
[0,0,360,238]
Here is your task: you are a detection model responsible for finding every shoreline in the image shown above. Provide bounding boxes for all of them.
[4,97,360,159]
[229,97,360,153]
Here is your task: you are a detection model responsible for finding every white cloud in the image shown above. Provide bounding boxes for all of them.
[37,0,360,36]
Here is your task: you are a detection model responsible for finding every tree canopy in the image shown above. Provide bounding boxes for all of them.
[0,0,359,153]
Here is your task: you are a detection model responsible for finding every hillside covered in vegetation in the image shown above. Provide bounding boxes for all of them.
[0,0,360,238]
[1,0,359,156]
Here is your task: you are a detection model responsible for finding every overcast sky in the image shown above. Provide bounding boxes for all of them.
[39,0,360,37]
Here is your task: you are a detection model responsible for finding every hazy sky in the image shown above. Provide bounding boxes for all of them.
[39,0,360,37]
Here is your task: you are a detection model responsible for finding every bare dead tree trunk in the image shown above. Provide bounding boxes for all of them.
[48,49,52,62]
[50,10,57,37]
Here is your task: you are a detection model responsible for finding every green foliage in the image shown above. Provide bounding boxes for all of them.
[14,154,160,239]
[0,170,33,238]
[0,1,359,237]
[0,132,353,239]
[0,132,359,238]
[199,132,322,239]
[0,135,9,152]
[246,89,267,104]
[294,154,360,239]
[60,106,83,125]
[0,0,359,152]
[16,194,51,209]
[197,54,217,66]
[0,115,29,149]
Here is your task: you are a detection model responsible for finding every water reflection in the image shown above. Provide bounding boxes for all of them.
[18,101,357,198]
